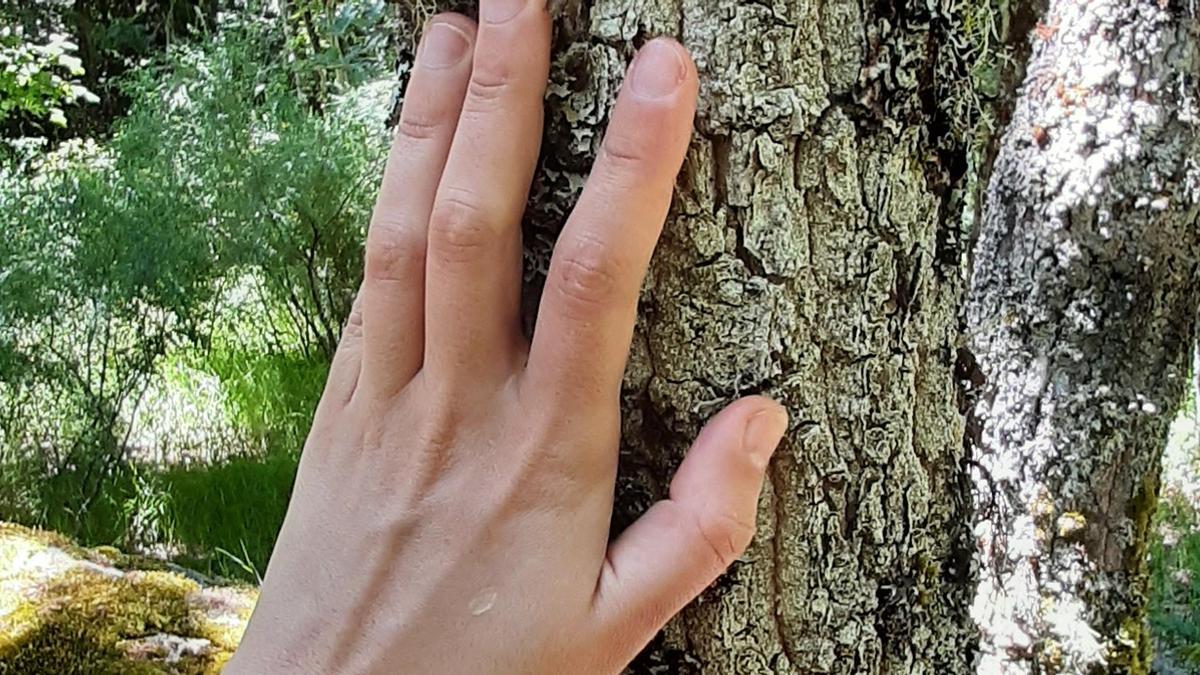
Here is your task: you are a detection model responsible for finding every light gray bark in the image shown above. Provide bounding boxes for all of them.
[965,0,1200,671]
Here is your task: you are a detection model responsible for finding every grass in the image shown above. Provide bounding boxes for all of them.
[0,449,299,584]
[162,451,297,580]
[1148,386,1200,670]
[201,347,328,455]
[1149,492,1200,669]
[0,342,320,583]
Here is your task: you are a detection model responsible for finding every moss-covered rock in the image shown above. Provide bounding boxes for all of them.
[0,523,255,674]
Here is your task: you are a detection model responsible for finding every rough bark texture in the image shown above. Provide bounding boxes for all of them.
[965,0,1200,671]
[512,0,1023,672]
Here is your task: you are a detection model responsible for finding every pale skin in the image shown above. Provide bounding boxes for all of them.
[225,0,788,671]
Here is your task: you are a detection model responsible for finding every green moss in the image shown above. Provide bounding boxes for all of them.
[1128,470,1160,569]
[1113,617,1151,675]
[0,523,255,674]
[1108,470,1161,675]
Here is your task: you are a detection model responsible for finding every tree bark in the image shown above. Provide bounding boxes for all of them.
[383,0,1199,670]
[513,0,1024,671]
[965,0,1200,672]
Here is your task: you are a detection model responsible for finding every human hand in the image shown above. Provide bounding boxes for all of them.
[226,3,788,673]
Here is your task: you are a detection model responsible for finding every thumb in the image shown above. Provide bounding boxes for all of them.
[590,396,788,660]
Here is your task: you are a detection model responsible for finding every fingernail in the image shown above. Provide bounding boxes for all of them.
[419,22,470,69]
[480,0,527,24]
[629,39,687,99]
[743,405,788,469]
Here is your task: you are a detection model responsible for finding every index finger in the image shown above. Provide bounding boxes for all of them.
[524,39,697,406]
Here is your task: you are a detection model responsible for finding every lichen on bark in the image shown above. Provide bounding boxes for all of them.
[517,0,1020,671]
[965,0,1200,671]
[384,0,1030,669]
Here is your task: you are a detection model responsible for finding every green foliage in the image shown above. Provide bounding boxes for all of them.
[1,0,221,138]
[0,452,296,584]
[109,15,386,357]
[118,462,175,552]
[1148,491,1200,668]
[1148,380,1200,669]
[0,6,387,567]
[286,0,394,103]
[0,132,216,512]
[0,26,96,126]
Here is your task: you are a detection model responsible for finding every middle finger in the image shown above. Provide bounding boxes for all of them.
[421,0,551,385]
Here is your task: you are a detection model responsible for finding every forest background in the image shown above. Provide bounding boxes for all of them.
[0,0,1197,670]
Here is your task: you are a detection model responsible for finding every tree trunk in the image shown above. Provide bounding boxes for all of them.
[965,0,1200,672]
[515,0,1025,671]
[382,0,1197,670]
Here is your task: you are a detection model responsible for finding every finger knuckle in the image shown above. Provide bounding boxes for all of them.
[365,218,426,282]
[692,509,755,570]
[600,130,650,169]
[429,11,474,32]
[416,400,463,451]
[395,111,443,143]
[553,239,621,317]
[466,58,514,104]
[427,192,492,264]
[342,295,365,339]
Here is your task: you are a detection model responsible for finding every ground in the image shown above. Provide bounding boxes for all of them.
[0,523,255,674]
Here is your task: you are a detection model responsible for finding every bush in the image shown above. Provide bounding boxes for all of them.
[1149,489,1200,669]
[0,9,389,557]
[1148,376,1200,670]
[0,26,95,127]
